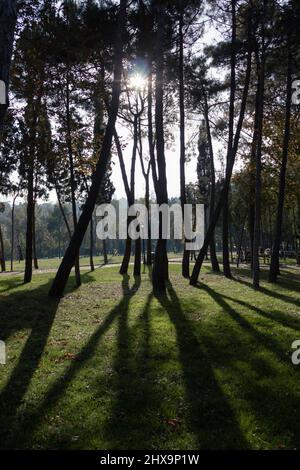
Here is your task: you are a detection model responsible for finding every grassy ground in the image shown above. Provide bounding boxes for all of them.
[7,252,183,272]
[0,263,300,449]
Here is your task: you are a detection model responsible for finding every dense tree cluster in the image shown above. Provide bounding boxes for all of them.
[0,0,299,295]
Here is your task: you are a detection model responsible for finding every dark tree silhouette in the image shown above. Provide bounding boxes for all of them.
[49,0,127,297]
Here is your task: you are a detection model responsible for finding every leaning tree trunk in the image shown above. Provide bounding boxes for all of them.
[55,182,72,239]
[0,0,17,141]
[49,0,127,297]
[202,84,220,272]
[114,130,135,275]
[269,40,292,282]
[190,1,252,286]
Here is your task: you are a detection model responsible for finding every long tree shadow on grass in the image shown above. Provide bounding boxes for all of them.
[0,271,96,448]
[103,291,161,449]
[221,292,300,332]
[154,282,249,449]
[1,274,141,449]
[200,283,300,448]
[230,268,300,309]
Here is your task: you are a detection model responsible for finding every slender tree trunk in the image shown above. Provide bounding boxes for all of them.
[269,40,292,282]
[114,131,131,274]
[236,217,246,268]
[120,231,131,273]
[10,192,17,271]
[202,84,220,272]
[248,83,260,270]
[147,68,159,196]
[32,201,39,269]
[90,218,95,271]
[103,238,108,265]
[253,9,266,289]
[24,162,34,283]
[114,120,137,275]
[178,7,189,278]
[0,224,5,272]
[145,174,152,265]
[66,69,81,287]
[222,0,237,279]
[138,117,152,267]
[0,0,17,141]
[229,221,234,263]
[49,0,127,297]
[152,3,169,291]
[55,183,72,239]
[134,237,141,276]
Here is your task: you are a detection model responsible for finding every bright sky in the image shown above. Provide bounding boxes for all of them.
[2,8,226,206]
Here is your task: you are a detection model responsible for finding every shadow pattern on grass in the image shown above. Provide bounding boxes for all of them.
[154,282,249,449]
[0,274,141,449]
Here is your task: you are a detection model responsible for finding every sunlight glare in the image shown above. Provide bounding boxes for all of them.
[129,73,147,91]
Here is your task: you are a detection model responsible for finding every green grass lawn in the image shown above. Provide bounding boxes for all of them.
[8,252,183,272]
[0,264,300,449]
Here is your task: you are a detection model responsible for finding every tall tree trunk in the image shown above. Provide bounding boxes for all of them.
[49,0,127,297]
[253,30,266,289]
[120,233,131,273]
[222,0,237,279]
[134,237,141,276]
[131,116,140,276]
[90,218,95,271]
[115,130,132,275]
[114,126,136,275]
[202,84,220,272]
[147,68,158,196]
[0,224,5,272]
[66,68,81,287]
[236,217,246,268]
[138,112,152,266]
[190,1,252,286]
[24,162,34,283]
[32,201,39,269]
[178,7,189,278]
[248,82,260,270]
[152,3,169,292]
[55,182,72,239]
[0,0,17,141]
[145,174,152,265]
[269,40,292,282]
[103,238,108,265]
[10,192,18,271]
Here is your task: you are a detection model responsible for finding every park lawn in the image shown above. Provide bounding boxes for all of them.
[9,255,122,271]
[8,252,183,272]
[0,264,300,450]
